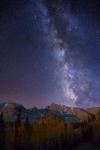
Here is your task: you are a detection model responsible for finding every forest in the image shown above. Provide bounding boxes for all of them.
[0,109,100,150]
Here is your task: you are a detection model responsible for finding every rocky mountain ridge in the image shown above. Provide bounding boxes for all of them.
[0,102,99,123]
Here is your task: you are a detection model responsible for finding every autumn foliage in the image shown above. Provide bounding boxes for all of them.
[0,111,100,150]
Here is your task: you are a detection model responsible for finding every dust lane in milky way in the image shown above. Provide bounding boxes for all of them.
[0,0,100,107]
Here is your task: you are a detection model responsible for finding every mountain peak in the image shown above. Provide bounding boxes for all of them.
[0,102,99,123]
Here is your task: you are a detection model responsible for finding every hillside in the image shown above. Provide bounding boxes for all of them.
[0,102,99,124]
[48,103,98,122]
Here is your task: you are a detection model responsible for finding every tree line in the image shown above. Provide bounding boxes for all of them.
[0,109,100,150]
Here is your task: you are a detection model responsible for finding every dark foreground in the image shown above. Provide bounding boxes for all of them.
[0,111,100,150]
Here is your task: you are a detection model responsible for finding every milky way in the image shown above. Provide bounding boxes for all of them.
[0,0,100,107]
[41,0,100,107]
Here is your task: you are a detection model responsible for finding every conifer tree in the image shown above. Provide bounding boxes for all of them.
[0,112,5,150]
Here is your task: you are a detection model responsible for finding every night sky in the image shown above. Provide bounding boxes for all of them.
[0,0,100,108]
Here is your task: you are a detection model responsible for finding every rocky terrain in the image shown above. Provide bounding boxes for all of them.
[0,102,99,123]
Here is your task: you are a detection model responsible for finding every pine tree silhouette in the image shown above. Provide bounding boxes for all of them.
[14,108,22,150]
[0,112,5,150]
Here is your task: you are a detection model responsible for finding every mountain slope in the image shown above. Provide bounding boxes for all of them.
[0,103,80,123]
[0,102,99,123]
[48,103,98,122]
[86,107,100,115]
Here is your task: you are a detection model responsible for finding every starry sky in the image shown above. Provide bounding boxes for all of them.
[0,0,100,108]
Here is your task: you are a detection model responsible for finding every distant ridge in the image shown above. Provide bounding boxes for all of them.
[0,102,99,123]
